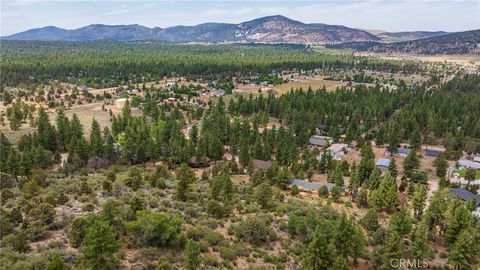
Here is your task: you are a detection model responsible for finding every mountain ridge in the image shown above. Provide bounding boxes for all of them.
[326,29,480,55]
[2,15,381,44]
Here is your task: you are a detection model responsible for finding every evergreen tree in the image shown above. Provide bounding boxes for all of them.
[387,158,397,178]
[449,228,478,269]
[403,150,420,178]
[81,220,121,270]
[175,163,196,201]
[55,108,70,151]
[412,185,427,219]
[410,127,422,150]
[302,230,335,270]
[90,118,103,156]
[382,231,403,268]
[411,220,429,260]
[255,182,272,209]
[433,153,448,179]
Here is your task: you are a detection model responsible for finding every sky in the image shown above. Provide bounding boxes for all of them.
[1,0,479,36]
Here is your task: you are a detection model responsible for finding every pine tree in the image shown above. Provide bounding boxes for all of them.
[387,158,398,178]
[464,168,476,187]
[411,220,429,260]
[448,228,478,269]
[382,231,403,268]
[410,127,422,150]
[36,107,57,151]
[81,220,121,270]
[412,185,427,219]
[434,153,448,178]
[302,230,335,269]
[90,118,103,156]
[255,182,272,209]
[403,150,420,178]
[55,108,70,151]
[175,163,196,201]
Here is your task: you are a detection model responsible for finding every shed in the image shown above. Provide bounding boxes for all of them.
[376,159,391,170]
[425,149,442,157]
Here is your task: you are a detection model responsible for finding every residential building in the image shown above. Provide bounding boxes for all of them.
[290,179,336,192]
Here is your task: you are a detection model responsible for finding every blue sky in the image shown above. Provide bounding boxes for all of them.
[1,0,479,35]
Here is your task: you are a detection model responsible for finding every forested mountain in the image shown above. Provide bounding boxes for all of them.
[327,30,480,55]
[2,15,380,44]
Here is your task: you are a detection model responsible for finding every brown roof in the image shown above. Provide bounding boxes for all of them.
[253,159,272,170]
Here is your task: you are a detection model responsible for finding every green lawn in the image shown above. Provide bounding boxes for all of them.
[453,169,480,180]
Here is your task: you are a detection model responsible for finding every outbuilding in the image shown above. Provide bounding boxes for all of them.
[375,158,391,170]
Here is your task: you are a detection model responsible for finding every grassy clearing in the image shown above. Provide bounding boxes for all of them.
[453,169,480,179]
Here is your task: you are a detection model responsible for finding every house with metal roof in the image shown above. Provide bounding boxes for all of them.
[449,188,480,207]
[309,137,328,147]
[290,179,336,192]
[375,158,391,170]
[326,143,348,160]
[457,159,480,170]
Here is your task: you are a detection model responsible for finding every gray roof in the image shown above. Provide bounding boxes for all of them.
[309,138,327,147]
[376,158,391,168]
[385,147,411,157]
[397,147,411,155]
[290,179,335,191]
[425,149,442,157]
[449,188,480,207]
[457,159,480,170]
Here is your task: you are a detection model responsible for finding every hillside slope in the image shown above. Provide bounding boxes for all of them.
[327,30,480,55]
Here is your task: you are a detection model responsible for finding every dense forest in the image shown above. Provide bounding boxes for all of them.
[1,72,479,269]
[0,41,422,87]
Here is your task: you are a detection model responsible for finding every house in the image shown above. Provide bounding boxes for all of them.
[309,137,327,147]
[457,159,480,170]
[385,147,411,158]
[449,188,480,207]
[290,179,336,192]
[253,159,272,170]
[376,159,391,170]
[425,149,442,157]
[326,143,348,160]
[474,155,480,163]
